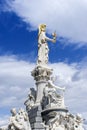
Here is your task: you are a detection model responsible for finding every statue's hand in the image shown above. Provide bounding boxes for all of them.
[52,39,56,43]
[52,32,57,38]
[52,32,57,43]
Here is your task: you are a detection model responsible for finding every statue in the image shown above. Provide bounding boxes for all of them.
[42,113,66,130]
[8,108,31,130]
[74,114,84,130]
[18,108,31,130]
[8,108,19,130]
[37,24,56,66]
[43,77,65,107]
[24,88,36,110]
[51,114,67,130]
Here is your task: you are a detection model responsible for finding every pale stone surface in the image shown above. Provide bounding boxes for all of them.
[37,24,56,66]
[41,78,65,109]
[24,88,36,110]
[31,66,53,104]
[27,105,45,130]
[42,112,84,130]
[8,108,31,130]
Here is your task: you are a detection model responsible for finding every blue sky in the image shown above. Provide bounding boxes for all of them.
[0,0,87,127]
[0,10,87,63]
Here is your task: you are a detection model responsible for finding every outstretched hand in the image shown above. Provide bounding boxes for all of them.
[52,39,56,43]
[52,32,57,38]
[52,32,57,43]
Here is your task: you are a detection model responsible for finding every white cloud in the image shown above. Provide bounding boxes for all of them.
[4,0,87,45]
[0,55,35,108]
[0,115,9,127]
[0,55,87,126]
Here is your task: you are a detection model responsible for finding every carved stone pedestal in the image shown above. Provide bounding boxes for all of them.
[42,108,68,124]
[28,105,45,130]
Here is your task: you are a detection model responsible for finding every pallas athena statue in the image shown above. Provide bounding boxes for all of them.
[37,24,56,66]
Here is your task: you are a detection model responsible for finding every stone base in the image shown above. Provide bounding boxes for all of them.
[45,102,65,109]
[41,108,68,123]
[28,105,45,130]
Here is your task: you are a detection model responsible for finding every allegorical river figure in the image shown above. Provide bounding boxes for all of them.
[8,108,31,130]
[37,24,56,66]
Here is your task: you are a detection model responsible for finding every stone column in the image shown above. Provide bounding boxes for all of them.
[31,65,53,104]
[36,80,47,104]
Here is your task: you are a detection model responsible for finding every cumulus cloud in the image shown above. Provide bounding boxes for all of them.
[3,0,87,45]
[0,55,87,126]
[0,115,9,128]
[0,55,35,108]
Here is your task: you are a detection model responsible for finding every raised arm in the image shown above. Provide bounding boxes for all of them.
[45,36,56,43]
[45,32,56,43]
[48,80,65,91]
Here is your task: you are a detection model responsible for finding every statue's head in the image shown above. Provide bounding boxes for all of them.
[38,24,46,35]
[11,108,17,115]
[76,113,82,120]
[18,108,24,115]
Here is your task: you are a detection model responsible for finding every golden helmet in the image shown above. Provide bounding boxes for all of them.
[38,24,46,35]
